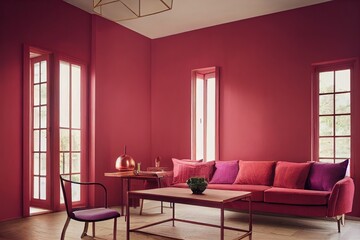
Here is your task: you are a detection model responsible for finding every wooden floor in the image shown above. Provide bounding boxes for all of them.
[1,201,360,240]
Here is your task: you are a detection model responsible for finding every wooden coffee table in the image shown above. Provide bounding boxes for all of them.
[126,187,252,240]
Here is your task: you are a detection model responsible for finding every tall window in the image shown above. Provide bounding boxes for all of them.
[191,67,219,161]
[313,60,354,169]
[59,61,83,202]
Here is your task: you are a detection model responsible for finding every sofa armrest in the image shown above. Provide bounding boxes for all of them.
[327,177,355,217]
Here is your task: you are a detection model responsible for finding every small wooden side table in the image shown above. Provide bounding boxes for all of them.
[104,170,170,217]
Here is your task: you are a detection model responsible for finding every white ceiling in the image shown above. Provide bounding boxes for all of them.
[64,0,331,39]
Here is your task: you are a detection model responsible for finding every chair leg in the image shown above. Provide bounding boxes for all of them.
[140,199,144,215]
[61,217,71,240]
[92,222,95,237]
[81,222,89,238]
[336,215,342,233]
[113,217,118,240]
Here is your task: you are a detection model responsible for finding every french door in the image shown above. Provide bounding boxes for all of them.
[30,55,51,209]
[25,47,87,214]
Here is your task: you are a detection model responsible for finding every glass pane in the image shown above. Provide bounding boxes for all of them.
[335,69,350,92]
[60,183,64,204]
[72,130,81,151]
[319,71,334,94]
[60,153,70,174]
[40,153,46,175]
[60,62,70,128]
[60,129,70,151]
[40,177,46,200]
[335,137,350,158]
[319,116,333,136]
[33,107,40,129]
[40,106,47,128]
[319,159,334,163]
[335,115,350,136]
[33,130,39,151]
[319,95,333,115]
[40,130,47,151]
[34,62,40,84]
[72,174,81,202]
[319,138,334,158]
[335,93,350,114]
[72,65,81,129]
[72,153,81,173]
[34,84,40,106]
[33,153,39,175]
[40,83,47,105]
[335,159,348,164]
[33,176,39,199]
[195,78,204,160]
[40,61,47,83]
[206,77,216,161]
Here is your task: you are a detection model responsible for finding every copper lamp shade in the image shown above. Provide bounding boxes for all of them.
[115,146,135,171]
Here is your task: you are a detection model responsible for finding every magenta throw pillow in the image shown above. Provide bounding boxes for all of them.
[307,159,348,191]
[209,160,239,184]
[234,160,276,185]
[273,161,312,189]
[172,159,214,184]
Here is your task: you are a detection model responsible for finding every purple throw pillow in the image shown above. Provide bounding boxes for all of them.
[307,159,349,191]
[210,160,239,184]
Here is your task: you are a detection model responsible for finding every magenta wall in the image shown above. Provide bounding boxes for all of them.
[91,16,151,206]
[150,0,360,215]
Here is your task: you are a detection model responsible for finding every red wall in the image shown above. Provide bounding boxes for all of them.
[91,16,151,206]
[150,0,360,215]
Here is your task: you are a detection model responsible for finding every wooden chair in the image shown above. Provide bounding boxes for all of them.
[60,175,120,240]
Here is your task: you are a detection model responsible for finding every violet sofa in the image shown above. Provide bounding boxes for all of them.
[169,159,355,232]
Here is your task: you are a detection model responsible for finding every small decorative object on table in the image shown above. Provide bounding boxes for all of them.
[155,156,161,168]
[115,145,135,171]
[186,177,208,194]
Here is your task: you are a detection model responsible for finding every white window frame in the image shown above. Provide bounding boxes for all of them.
[191,67,219,161]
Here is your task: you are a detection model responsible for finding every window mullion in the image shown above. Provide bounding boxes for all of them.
[203,76,207,161]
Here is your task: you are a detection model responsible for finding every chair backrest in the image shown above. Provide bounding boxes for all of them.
[60,175,74,217]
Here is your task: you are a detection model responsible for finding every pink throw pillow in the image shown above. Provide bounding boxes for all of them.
[210,160,239,184]
[234,161,276,185]
[172,159,214,184]
[273,161,312,189]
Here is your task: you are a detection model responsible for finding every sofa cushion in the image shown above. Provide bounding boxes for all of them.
[273,161,312,189]
[172,183,270,202]
[234,160,275,185]
[172,159,214,184]
[264,187,331,205]
[210,160,239,184]
[307,159,349,191]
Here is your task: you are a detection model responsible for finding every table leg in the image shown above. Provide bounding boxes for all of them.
[220,205,224,240]
[120,178,124,216]
[156,178,164,214]
[172,202,175,227]
[249,197,252,239]
[125,179,131,221]
[126,192,130,240]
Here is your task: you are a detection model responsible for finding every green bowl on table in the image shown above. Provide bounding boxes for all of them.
[186,177,208,194]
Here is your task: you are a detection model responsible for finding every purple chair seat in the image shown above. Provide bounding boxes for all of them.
[73,208,120,221]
